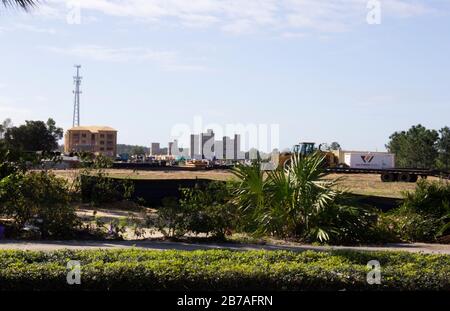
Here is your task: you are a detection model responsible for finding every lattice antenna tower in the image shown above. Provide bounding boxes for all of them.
[72,65,82,127]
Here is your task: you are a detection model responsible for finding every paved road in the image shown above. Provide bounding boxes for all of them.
[0,240,449,254]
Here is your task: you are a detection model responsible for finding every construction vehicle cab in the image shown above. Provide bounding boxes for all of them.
[292,142,316,156]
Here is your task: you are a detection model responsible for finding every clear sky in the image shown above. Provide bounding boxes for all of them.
[1,0,450,152]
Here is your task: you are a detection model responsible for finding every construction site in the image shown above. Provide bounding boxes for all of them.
[55,65,450,190]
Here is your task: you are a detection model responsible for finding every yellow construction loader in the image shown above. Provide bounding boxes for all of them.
[278,142,340,169]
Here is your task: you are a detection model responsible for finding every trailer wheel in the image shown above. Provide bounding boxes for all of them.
[381,173,396,182]
[398,173,412,183]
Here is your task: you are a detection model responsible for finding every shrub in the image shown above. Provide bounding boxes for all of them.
[179,182,237,238]
[76,155,134,206]
[377,209,442,242]
[79,175,134,206]
[400,180,450,239]
[148,197,187,238]
[402,179,450,217]
[0,171,78,238]
[148,182,237,239]
[0,249,448,291]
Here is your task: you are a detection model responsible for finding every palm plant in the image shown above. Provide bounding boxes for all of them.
[232,152,346,242]
[231,160,266,233]
[2,0,36,10]
[284,153,341,240]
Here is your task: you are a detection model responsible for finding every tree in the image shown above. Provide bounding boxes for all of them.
[4,118,63,153]
[117,144,150,155]
[131,146,146,156]
[0,118,12,140]
[329,142,341,151]
[437,127,450,171]
[1,0,36,10]
[386,124,439,169]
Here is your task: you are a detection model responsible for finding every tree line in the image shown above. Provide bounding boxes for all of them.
[0,118,62,155]
[386,124,450,171]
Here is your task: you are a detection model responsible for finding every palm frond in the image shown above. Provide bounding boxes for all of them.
[2,0,36,10]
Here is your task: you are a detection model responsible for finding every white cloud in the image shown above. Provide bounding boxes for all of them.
[38,0,436,35]
[281,32,308,39]
[383,0,433,18]
[44,45,208,71]
[222,19,256,34]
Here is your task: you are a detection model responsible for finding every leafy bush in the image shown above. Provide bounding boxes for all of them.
[377,210,442,242]
[0,171,78,238]
[148,197,187,238]
[402,179,450,217]
[76,155,134,206]
[368,180,450,243]
[80,175,134,206]
[179,182,237,238]
[0,249,448,291]
[400,180,450,240]
[148,182,237,239]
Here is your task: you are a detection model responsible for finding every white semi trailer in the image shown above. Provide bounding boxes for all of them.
[337,151,395,170]
[329,149,437,182]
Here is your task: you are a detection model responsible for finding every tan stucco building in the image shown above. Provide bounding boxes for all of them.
[64,126,117,157]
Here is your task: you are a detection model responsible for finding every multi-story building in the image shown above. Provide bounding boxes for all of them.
[214,140,224,160]
[168,142,174,156]
[234,134,244,160]
[64,126,117,157]
[201,129,215,159]
[223,136,235,160]
[151,143,161,155]
[190,134,200,159]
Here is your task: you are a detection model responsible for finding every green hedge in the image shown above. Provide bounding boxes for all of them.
[0,249,449,291]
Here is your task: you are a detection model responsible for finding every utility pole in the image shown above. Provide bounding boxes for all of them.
[72,65,82,127]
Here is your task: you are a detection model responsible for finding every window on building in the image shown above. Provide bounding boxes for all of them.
[107,134,113,139]
[107,140,113,145]
[107,147,113,151]
[100,134,105,138]
[82,133,86,138]
[100,147,105,151]
[100,141,105,145]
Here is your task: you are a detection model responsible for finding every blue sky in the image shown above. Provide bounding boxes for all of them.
[1,0,450,151]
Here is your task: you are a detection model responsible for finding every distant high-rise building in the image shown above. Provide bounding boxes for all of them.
[201,129,215,160]
[151,143,160,155]
[168,142,174,156]
[223,136,235,160]
[190,134,200,159]
[234,134,242,160]
[160,147,168,155]
[214,140,224,160]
